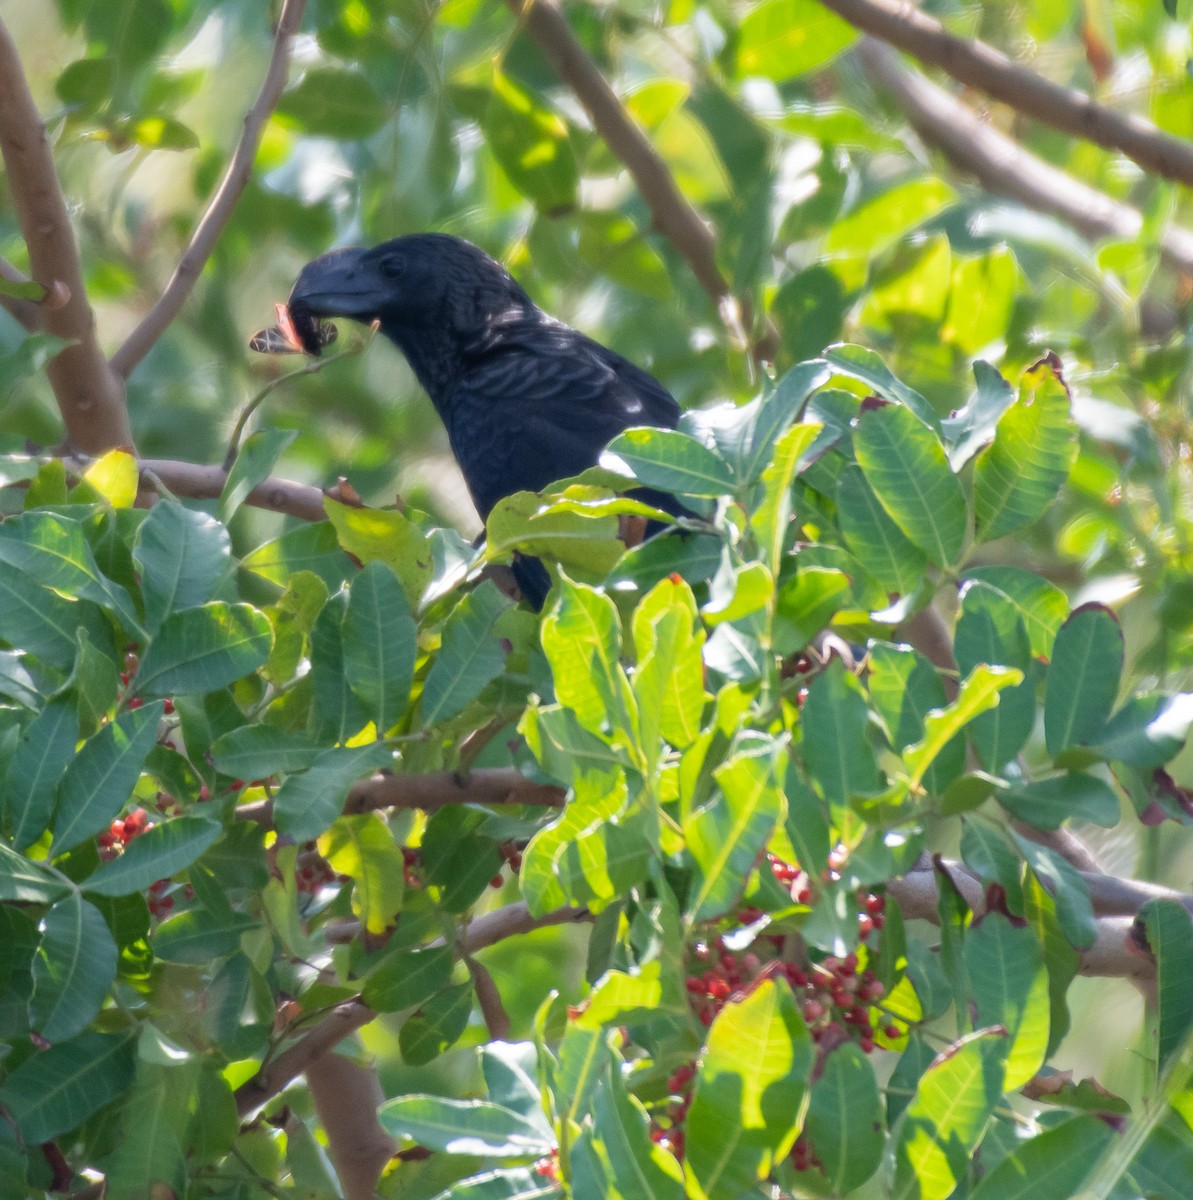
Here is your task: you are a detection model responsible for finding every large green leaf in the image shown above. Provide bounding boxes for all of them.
[133,502,231,633]
[1139,899,1193,1074]
[0,1031,136,1143]
[30,892,118,1044]
[892,1029,1007,1200]
[342,562,416,734]
[974,354,1078,544]
[363,945,454,1013]
[685,979,812,1198]
[800,661,881,807]
[1043,604,1123,760]
[134,603,271,697]
[684,735,785,923]
[6,698,78,850]
[378,1095,554,1157]
[52,702,165,855]
[854,403,968,568]
[421,581,509,725]
[967,1114,1112,1200]
[278,66,388,138]
[210,724,321,779]
[83,816,223,896]
[836,463,928,594]
[272,743,392,842]
[803,1043,885,1192]
[964,567,1068,659]
[603,427,735,497]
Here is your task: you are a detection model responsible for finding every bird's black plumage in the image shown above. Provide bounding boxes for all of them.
[288,234,682,607]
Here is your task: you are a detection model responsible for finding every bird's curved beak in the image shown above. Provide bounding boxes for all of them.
[287,246,386,321]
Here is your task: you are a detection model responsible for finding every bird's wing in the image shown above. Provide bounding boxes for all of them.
[445,334,680,517]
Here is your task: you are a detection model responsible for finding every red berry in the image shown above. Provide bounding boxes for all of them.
[865,893,885,914]
[162,698,175,715]
[490,874,504,888]
[127,697,143,710]
[803,999,825,1022]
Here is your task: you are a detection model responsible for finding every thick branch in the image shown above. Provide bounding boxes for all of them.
[823,0,1193,187]
[888,861,1156,981]
[505,0,776,359]
[0,18,131,451]
[110,0,306,379]
[234,903,589,1117]
[237,766,565,828]
[856,39,1193,274]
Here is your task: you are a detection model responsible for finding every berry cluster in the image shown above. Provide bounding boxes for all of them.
[401,846,422,889]
[489,841,524,889]
[97,806,152,859]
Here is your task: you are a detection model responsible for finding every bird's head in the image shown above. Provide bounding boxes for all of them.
[286,234,537,376]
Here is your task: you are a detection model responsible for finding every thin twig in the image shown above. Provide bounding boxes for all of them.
[504,0,777,362]
[110,0,307,379]
[821,0,1193,188]
[0,17,131,451]
[856,39,1193,274]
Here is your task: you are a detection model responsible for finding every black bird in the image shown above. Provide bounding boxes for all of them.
[287,233,682,607]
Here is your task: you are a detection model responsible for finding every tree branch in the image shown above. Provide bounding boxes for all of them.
[110,0,307,379]
[0,17,131,452]
[855,39,1193,274]
[237,766,565,828]
[136,456,337,522]
[822,0,1193,188]
[504,0,777,360]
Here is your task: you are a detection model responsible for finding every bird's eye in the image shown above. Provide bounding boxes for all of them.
[379,256,405,279]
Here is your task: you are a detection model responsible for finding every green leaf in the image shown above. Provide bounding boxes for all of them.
[272,743,391,842]
[0,839,71,905]
[736,0,858,80]
[892,1029,1007,1200]
[750,421,823,571]
[854,402,968,568]
[210,724,321,779]
[240,520,352,592]
[998,772,1120,830]
[309,590,370,743]
[0,512,140,633]
[686,978,812,1198]
[685,736,785,923]
[836,463,928,594]
[0,560,101,669]
[974,354,1078,543]
[484,67,577,211]
[30,892,118,1044]
[342,562,416,734]
[56,56,116,109]
[800,661,881,807]
[6,698,78,850]
[968,1113,1112,1200]
[1043,604,1123,759]
[955,580,1036,770]
[964,914,1049,1090]
[541,577,636,743]
[603,427,735,497]
[278,66,388,138]
[904,664,1024,789]
[823,343,940,430]
[362,945,455,1013]
[869,642,965,794]
[632,573,706,752]
[804,1043,885,1192]
[133,502,231,633]
[324,498,434,606]
[134,603,271,697]
[590,1064,685,1199]
[323,814,404,935]
[421,805,504,912]
[422,581,509,725]
[1139,899,1193,1074]
[379,1095,554,1157]
[0,1031,136,1143]
[218,428,298,524]
[53,702,165,855]
[1013,836,1096,949]
[964,567,1068,659]
[0,333,73,397]
[943,360,1016,470]
[400,981,474,1066]
[1091,692,1193,767]
[83,816,222,896]
[152,908,258,964]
